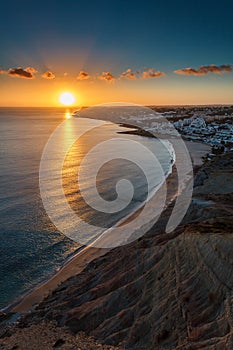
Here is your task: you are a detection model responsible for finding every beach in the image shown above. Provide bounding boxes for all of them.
[184,141,211,166]
[9,140,211,314]
[1,150,231,350]
[1,148,232,350]
[0,109,174,311]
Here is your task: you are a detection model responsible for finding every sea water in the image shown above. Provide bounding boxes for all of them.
[0,107,172,309]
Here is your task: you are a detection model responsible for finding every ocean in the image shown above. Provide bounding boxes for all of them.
[0,107,173,310]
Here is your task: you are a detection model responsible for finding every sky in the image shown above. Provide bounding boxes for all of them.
[0,0,232,106]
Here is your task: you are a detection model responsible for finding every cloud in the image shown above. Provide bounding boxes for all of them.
[219,64,232,72]
[0,65,171,82]
[120,68,137,80]
[77,70,90,80]
[142,68,166,79]
[174,64,232,76]
[41,71,55,79]
[26,67,37,74]
[119,68,165,80]
[98,71,115,82]
[7,67,37,78]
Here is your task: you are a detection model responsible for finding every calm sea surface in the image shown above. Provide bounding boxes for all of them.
[0,107,172,309]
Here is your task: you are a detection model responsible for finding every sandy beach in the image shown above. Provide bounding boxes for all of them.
[184,141,211,166]
[10,247,108,313]
[9,140,210,314]
[1,148,232,350]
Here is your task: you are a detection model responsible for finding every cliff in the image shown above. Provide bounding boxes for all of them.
[1,152,233,350]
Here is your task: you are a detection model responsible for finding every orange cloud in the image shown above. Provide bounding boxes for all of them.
[98,71,115,82]
[120,68,137,80]
[174,64,232,76]
[142,68,166,79]
[77,70,90,80]
[41,71,55,79]
[7,67,37,78]
[26,67,37,74]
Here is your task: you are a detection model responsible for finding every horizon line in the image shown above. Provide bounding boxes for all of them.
[0,103,233,108]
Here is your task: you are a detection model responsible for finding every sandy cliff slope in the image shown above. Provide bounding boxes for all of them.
[1,152,233,350]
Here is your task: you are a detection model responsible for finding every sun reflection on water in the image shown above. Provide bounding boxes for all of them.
[65,109,72,119]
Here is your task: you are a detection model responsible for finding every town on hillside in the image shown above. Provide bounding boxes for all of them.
[148,105,233,154]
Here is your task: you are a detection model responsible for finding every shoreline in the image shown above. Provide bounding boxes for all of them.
[4,140,210,316]
[8,172,174,313]
[8,246,108,314]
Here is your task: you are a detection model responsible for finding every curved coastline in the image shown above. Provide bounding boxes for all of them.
[4,140,176,316]
[6,165,176,314]
[2,137,210,318]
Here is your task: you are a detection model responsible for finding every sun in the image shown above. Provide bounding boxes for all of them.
[59,92,75,106]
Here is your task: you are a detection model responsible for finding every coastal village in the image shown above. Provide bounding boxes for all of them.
[150,105,233,151]
[118,105,233,157]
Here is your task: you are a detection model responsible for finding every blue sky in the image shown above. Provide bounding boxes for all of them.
[0,0,232,105]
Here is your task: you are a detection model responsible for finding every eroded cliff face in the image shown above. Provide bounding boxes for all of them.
[8,153,233,350]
